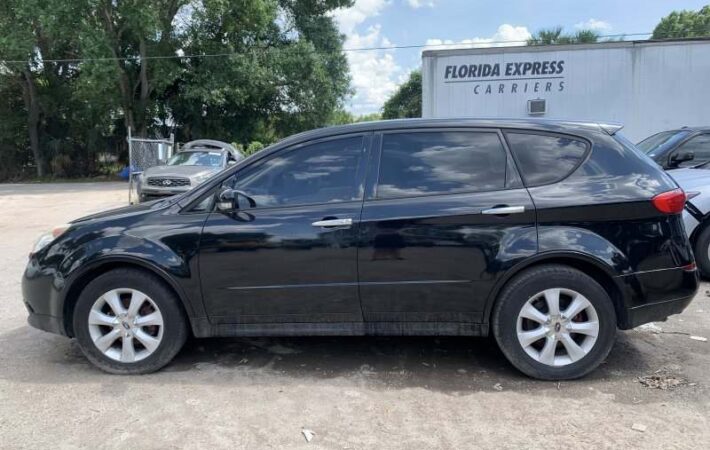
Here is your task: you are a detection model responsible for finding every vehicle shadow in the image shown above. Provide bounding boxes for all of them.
[0,325,657,397]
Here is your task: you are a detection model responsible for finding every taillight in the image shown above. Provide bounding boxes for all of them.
[651,189,686,214]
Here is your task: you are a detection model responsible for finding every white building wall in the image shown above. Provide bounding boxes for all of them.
[422,40,710,141]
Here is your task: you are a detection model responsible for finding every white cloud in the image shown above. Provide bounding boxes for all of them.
[345,25,401,114]
[331,1,401,114]
[424,24,532,51]
[575,18,611,32]
[331,0,389,34]
[406,0,435,8]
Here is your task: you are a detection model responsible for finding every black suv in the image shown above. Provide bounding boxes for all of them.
[23,119,698,380]
[637,126,710,169]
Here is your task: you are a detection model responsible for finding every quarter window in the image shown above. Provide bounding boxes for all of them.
[228,136,364,208]
[376,131,507,198]
[505,132,588,186]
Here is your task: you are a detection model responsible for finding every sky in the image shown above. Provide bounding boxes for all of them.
[330,0,710,115]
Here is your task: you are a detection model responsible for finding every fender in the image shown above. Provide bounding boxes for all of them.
[483,249,628,326]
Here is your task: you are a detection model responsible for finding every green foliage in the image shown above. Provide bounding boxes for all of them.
[0,0,354,180]
[382,71,422,120]
[652,5,710,39]
[527,27,600,45]
[327,109,381,125]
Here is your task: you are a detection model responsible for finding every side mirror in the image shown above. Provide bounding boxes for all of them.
[671,151,694,167]
[227,160,237,166]
[216,188,256,212]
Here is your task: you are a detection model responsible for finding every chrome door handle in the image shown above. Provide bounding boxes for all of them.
[481,206,525,215]
[311,218,353,227]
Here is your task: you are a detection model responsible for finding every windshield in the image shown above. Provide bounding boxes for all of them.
[168,151,223,167]
[637,130,691,157]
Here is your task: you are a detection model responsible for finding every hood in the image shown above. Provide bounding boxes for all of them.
[143,165,219,178]
[667,168,710,190]
[72,200,163,223]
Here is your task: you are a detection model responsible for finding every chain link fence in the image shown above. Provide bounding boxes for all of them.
[127,128,175,204]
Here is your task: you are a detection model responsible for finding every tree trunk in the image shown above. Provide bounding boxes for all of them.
[20,70,45,177]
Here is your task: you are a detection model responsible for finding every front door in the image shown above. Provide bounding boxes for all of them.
[198,134,370,324]
[358,129,537,324]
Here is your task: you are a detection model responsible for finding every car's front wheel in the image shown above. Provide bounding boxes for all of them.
[492,265,617,380]
[693,225,710,279]
[73,268,188,374]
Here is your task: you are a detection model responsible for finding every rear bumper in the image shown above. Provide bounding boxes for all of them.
[617,266,698,329]
[625,294,695,328]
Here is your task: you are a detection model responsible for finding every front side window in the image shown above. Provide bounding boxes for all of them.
[637,130,690,158]
[505,132,588,186]
[376,131,507,199]
[672,134,710,168]
[168,151,223,167]
[228,136,364,208]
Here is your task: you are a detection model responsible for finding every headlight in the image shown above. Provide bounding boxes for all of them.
[31,224,71,255]
[193,173,213,184]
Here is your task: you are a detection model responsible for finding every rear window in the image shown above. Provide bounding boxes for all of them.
[377,131,507,198]
[505,132,588,186]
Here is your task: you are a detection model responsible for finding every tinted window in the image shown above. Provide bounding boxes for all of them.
[637,130,690,157]
[376,131,506,198]
[230,136,364,208]
[674,134,710,167]
[505,132,587,186]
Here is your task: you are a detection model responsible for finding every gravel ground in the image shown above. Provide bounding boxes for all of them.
[0,182,708,449]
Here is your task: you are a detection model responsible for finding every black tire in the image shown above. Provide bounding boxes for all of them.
[492,264,617,380]
[73,268,188,374]
[693,225,710,279]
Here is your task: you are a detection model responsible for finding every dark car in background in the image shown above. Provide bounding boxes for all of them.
[137,140,244,202]
[637,126,710,169]
[22,119,698,380]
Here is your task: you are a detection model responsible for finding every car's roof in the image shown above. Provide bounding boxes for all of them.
[670,126,710,133]
[273,118,622,149]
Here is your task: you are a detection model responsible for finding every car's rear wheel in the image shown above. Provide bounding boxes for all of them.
[73,268,188,374]
[693,225,710,279]
[492,264,616,380]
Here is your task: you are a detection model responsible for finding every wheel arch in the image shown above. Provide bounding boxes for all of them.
[62,256,195,337]
[484,252,627,330]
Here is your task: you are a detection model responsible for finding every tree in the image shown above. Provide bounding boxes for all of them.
[0,0,354,180]
[527,27,600,45]
[0,0,86,177]
[167,0,353,145]
[382,70,422,119]
[652,5,710,39]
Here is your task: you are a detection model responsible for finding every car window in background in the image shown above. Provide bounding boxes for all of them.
[505,132,588,186]
[376,131,506,198]
[168,151,223,167]
[674,134,710,168]
[230,136,364,208]
[637,130,691,157]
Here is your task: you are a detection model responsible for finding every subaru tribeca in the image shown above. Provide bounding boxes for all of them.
[22,119,698,380]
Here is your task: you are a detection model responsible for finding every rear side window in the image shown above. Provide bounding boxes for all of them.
[377,131,506,198]
[505,132,588,186]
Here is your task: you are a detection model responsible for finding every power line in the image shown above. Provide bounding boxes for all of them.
[1,31,709,65]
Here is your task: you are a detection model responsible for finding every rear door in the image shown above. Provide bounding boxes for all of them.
[357,129,537,324]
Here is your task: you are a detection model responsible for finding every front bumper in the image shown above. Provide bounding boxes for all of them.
[27,311,65,335]
[139,186,191,197]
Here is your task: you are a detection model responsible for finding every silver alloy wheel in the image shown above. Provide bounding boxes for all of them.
[87,289,164,363]
[516,288,599,367]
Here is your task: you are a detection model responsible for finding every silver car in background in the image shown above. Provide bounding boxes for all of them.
[138,140,244,202]
[668,165,710,278]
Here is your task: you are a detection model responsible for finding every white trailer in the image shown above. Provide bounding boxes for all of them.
[422,39,710,141]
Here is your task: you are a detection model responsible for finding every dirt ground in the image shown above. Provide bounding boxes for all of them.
[0,182,708,449]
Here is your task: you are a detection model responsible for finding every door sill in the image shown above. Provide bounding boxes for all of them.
[191,319,488,338]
